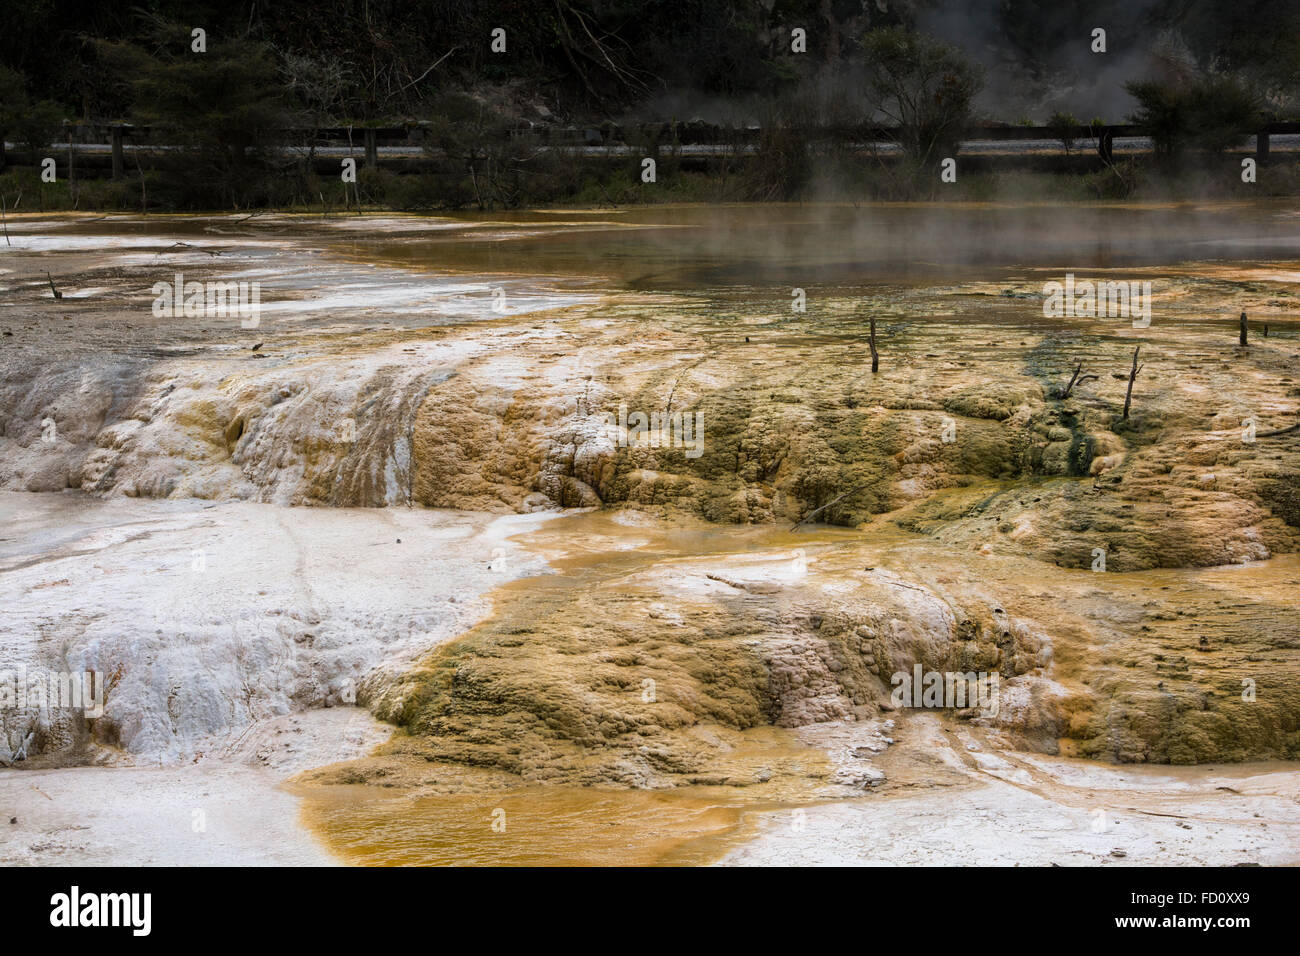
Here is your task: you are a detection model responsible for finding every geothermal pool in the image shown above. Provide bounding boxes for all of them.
[1,205,1298,865]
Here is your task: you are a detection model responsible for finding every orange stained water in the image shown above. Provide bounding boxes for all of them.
[296,782,794,867]
[294,719,837,867]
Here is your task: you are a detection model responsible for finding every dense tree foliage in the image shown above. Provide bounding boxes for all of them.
[2,0,1297,126]
[0,0,1295,209]
[1,0,891,122]
[860,27,982,164]
[0,65,63,152]
[1127,75,1264,158]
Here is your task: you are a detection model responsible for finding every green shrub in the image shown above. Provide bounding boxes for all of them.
[860,28,983,165]
[1047,111,1080,154]
[1127,74,1262,158]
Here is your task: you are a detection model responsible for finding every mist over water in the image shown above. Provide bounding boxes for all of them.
[335,202,1300,287]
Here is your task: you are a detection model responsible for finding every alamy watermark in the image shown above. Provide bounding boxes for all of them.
[605,403,704,459]
[0,667,105,718]
[1042,274,1151,327]
[890,665,1000,718]
[50,886,150,936]
[151,273,261,327]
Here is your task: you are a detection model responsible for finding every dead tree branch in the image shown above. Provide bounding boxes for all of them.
[1122,344,1143,420]
[1257,422,1300,438]
[1057,360,1100,398]
[792,481,872,530]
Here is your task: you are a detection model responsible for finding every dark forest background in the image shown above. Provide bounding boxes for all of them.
[2,0,1299,209]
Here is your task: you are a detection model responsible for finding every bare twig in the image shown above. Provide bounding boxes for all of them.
[1257,422,1300,438]
[792,481,872,530]
[863,570,926,593]
[395,48,457,95]
[1122,344,1142,420]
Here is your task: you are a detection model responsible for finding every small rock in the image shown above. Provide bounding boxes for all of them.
[1110,848,1127,858]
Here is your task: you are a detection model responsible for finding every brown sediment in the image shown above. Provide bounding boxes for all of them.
[338,510,1300,778]
[289,506,1300,863]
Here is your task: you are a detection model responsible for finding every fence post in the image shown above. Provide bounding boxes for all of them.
[364,128,377,169]
[111,125,125,179]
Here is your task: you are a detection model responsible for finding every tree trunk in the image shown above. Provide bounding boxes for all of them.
[869,316,879,373]
[1240,311,1248,346]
